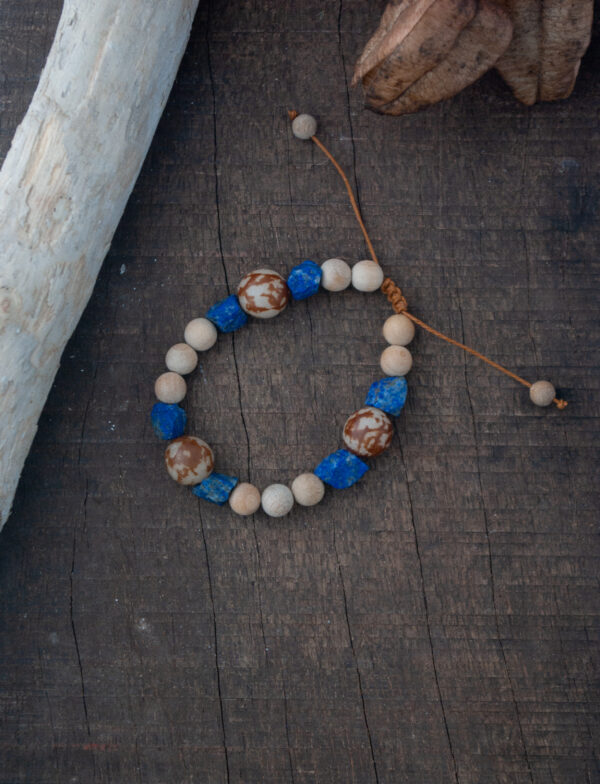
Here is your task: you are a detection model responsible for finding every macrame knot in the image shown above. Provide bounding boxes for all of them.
[381,277,408,313]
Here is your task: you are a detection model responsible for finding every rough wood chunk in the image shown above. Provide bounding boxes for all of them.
[353,0,477,109]
[495,0,594,104]
[378,0,513,115]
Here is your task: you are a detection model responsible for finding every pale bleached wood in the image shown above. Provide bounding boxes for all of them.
[0,0,199,528]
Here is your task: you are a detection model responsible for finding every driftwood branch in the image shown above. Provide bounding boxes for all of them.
[0,0,199,528]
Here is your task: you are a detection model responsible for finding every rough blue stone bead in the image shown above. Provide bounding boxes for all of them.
[192,473,239,505]
[151,402,187,440]
[364,377,408,417]
[206,295,248,333]
[314,449,369,489]
[287,259,322,300]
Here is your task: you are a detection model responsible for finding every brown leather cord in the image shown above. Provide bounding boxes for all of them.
[289,110,567,411]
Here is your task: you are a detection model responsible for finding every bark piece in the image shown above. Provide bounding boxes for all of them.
[375,0,513,115]
[352,0,478,109]
[495,0,594,104]
[0,0,199,529]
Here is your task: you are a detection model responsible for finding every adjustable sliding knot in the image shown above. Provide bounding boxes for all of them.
[381,278,408,313]
[288,109,568,411]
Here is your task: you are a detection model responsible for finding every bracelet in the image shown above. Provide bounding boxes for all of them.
[151,112,567,519]
[152,259,412,517]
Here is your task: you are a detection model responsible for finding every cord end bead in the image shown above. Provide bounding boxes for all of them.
[291,112,318,140]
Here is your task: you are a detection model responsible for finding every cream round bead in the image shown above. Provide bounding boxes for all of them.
[529,380,556,407]
[261,484,294,517]
[320,258,352,292]
[383,314,415,346]
[229,483,261,516]
[291,113,317,140]
[155,371,187,403]
[291,473,325,506]
[184,318,218,352]
[165,343,198,375]
[380,345,413,376]
[237,268,290,319]
[165,436,214,485]
[352,260,384,292]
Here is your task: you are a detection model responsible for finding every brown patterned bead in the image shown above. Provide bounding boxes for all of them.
[165,436,214,485]
[342,406,393,457]
[237,268,290,319]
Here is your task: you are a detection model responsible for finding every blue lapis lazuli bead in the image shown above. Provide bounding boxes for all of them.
[206,295,249,333]
[314,449,369,489]
[287,259,322,300]
[364,377,408,417]
[192,473,239,505]
[151,402,187,440]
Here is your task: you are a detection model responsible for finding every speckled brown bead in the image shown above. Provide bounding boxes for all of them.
[165,435,214,485]
[237,269,290,318]
[342,406,393,457]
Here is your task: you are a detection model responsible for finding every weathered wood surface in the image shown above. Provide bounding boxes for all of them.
[1,1,598,782]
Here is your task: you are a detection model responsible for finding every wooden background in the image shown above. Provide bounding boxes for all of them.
[1,1,598,782]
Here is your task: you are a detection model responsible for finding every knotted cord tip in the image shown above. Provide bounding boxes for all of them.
[288,110,298,121]
[554,398,568,410]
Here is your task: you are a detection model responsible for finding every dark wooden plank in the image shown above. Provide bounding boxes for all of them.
[0,1,599,782]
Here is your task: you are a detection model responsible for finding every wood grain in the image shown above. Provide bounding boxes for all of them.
[0,1,599,782]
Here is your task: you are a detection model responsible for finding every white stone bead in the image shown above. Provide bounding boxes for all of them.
[229,482,261,516]
[165,435,214,485]
[261,484,294,517]
[383,313,415,346]
[291,473,325,506]
[352,260,384,292]
[184,318,217,351]
[165,342,198,375]
[380,345,413,376]
[529,380,556,407]
[155,371,187,403]
[320,258,352,292]
[292,113,317,140]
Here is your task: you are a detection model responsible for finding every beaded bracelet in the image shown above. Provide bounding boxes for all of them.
[151,112,567,518]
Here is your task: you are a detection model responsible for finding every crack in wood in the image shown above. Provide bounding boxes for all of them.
[397,433,461,783]
[333,518,380,784]
[198,504,231,784]
[457,294,535,784]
